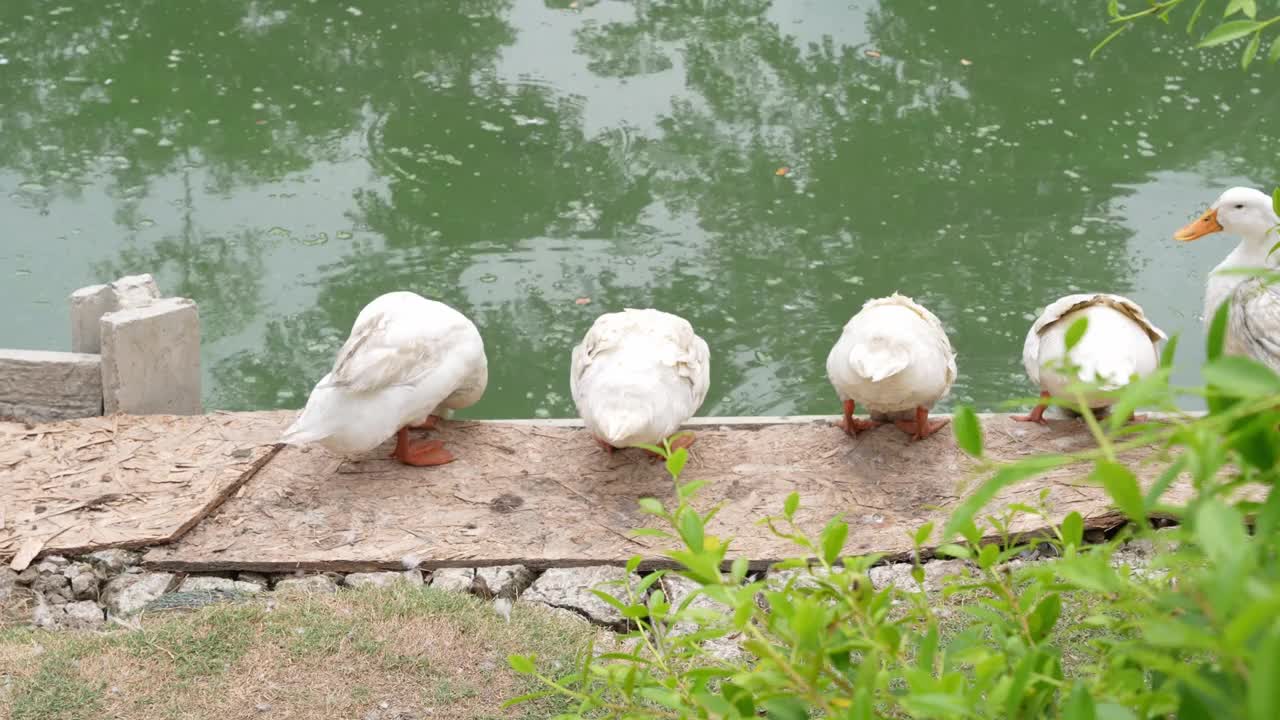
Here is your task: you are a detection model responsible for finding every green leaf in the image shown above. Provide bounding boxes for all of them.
[625,555,643,574]
[665,446,688,479]
[1207,299,1230,360]
[942,456,1071,539]
[1093,461,1145,523]
[900,693,971,717]
[820,517,848,565]
[953,405,983,457]
[1195,499,1247,568]
[1097,703,1138,720]
[1204,355,1280,397]
[1225,0,1258,19]
[783,492,800,520]
[1106,0,1119,17]
[1198,20,1265,48]
[1029,593,1062,642]
[1274,187,1280,214]
[1242,31,1261,69]
[637,497,665,516]
[677,479,707,501]
[1064,682,1098,720]
[1248,625,1280,720]
[1160,333,1180,369]
[1061,511,1084,548]
[762,696,808,720]
[1091,25,1128,60]
[1187,0,1210,34]
[677,509,705,553]
[507,654,536,674]
[1065,317,1089,351]
[913,521,935,547]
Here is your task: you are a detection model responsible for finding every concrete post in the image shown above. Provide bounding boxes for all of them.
[69,274,161,354]
[99,298,202,415]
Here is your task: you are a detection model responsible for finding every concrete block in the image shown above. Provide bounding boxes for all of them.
[100,298,201,415]
[70,274,161,354]
[0,349,103,422]
[111,273,161,308]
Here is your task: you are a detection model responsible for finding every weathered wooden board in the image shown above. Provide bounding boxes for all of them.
[0,412,288,569]
[143,413,1188,572]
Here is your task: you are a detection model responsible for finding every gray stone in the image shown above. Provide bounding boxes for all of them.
[475,565,533,599]
[33,598,106,630]
[522,566,633,628]
[0,568,17,602]
[31,571,70,596]
[766,566,843,592]
[0,349,103,423]
[237,572,271,590]
[68,565,99,600]
[16,567,40,585]
[70,275,162,354]
[429,568,474,593]
[88,548,141,573]
[868,560,969,593]
[274,575,338,594]
[179,576,263,594]
[100,297,201,415]
[345,570,423,589]
[61,600,106,629]
[102,572,175,616]
[659,575,728,632]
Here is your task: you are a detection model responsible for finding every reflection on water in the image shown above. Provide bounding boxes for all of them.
[1,0,1278,417]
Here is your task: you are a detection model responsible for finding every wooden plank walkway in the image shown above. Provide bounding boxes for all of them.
[1,413,287,569]
[3,411,1193,573]
[122,412,1179,572]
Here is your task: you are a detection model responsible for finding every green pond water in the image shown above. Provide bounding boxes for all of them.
[2,0,1277,418]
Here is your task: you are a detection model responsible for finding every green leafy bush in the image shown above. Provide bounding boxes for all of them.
[508,293,1280,719]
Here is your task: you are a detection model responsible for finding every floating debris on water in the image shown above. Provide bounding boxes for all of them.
[336,231,353,240]
[131,127,151,136]
[511,114,548,127]
[574,297,591,305]
[864,49,882,59]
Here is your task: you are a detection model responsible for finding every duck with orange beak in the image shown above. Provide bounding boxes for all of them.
[1174,187,1280,371]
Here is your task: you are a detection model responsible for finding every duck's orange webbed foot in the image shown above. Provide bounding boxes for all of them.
[1013,391,1051,425]
[893,406,950,441]
[392,427,455,466]
[835,399,881,436]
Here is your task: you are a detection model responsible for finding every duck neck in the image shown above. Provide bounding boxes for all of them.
[1222,223,1280,270]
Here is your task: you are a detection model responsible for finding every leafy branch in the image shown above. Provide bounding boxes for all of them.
[1094,0,1280,69]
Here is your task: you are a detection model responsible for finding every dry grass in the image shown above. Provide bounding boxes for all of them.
[0,585,601,720]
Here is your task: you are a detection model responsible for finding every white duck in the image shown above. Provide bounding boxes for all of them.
[570,308,710,454]
[826,293,957,441]
[1174,186,1280,372]
[281,291,488,466]
[1016,293,1165,424]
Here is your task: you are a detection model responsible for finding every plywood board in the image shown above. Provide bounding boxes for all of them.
[144,414,1190,572]
[1,412,289,569]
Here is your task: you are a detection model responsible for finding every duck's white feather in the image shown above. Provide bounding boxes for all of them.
[1021,293,1163,409]
[570,308,710,448]
[826,294,956,416]
[280,291,487,455]
[1227,278,1280,372]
